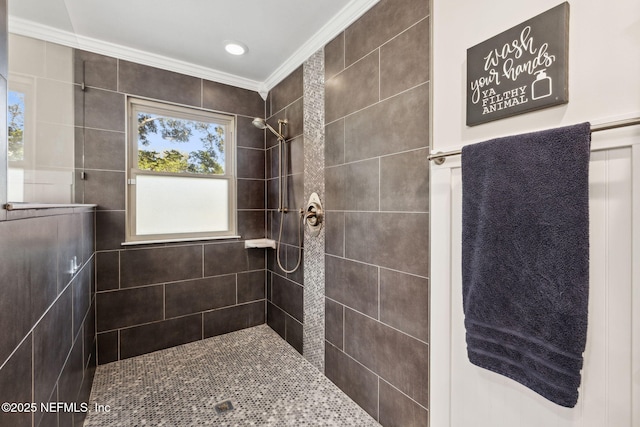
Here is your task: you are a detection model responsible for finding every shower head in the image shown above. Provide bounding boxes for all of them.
[252,117,267,130]
[252,117,287,141]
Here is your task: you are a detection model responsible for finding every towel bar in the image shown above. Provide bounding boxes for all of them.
[428,116,640,164]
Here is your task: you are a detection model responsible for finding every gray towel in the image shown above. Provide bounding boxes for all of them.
[461,122,591,408]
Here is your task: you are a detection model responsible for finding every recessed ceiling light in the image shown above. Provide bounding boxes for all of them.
[224,41,248,56]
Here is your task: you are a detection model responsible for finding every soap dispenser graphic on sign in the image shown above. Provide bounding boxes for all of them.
[531,69,552,100]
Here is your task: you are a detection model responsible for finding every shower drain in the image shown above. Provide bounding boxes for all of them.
[214,400,234,414]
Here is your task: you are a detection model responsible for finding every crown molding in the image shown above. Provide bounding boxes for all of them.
[262,0,380,93]
[8,0,380,97]
[8,17,263,93]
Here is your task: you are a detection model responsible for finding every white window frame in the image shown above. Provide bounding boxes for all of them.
[126,97,237,244]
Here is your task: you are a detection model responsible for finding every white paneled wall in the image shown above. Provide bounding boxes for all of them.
[431,142,639,426]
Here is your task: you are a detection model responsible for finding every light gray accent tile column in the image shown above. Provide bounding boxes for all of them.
[303,48,325,372]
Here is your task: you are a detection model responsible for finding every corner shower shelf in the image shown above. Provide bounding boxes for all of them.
[244,238,276,249]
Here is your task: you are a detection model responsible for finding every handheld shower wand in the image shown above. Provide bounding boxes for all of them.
[252,117,302,273]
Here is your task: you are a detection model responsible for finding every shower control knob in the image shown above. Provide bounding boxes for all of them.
[304,192,324,236]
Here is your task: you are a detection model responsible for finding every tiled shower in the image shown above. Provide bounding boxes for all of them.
[73,51,269,362]
[0,0,431,425]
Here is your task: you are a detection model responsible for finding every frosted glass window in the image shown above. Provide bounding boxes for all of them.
[135,174,228,235]
[127,98,236,243]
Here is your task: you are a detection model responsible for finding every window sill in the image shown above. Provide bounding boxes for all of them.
[121,235,243,246]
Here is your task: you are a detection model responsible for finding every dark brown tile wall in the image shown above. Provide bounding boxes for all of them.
[324,0,430,425]
[73,51,269,363]
[0,209,97,427]
[265,66,305,354]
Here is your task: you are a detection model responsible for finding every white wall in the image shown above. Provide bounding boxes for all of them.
[432,0,640,151]
[430,1,640,425]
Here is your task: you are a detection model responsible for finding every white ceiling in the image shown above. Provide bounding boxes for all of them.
[8,0,379,96]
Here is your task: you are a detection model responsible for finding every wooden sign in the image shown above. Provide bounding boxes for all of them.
[466,2,569,126]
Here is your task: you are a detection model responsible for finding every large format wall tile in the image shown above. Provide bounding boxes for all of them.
[380,18,430,100]
[204,301,265,338]
[120,245,203,288]
[80,128,126,171]
[238,210,266,240]
[344,0,429,67]
[269,66,303,116]
[97,286,163,331]
[72,262,93,337]
[79,87,125,131]
[324,118,345,168]
[380,268,429,342]
[324,1,430,423]
[344,83,429,163]
[379,379,429,427]
[380,148,429,212]
[324,211,344,257]
[203,80,264,118]
[204,242,265,276]
[0,217,57,363]
[324,33,345,81]
[237,116,266,149]
[95,211,125,251]
[325,298,344,349]
[119,60,201,107]
[325,158,380,211]
[345,212,429,277]
[266,302,286,339]
[344,308,429,407]
[271,274,303,322]
[74,50,118,91]
[33,285,73,405]
[119,314,202,359]
[325,255,378,318]
[58,338,84,420]
[0,211,96,426]
[97,331,118,365]
[237,270,266,303]
[165,275,236,318]
[96,251,119,291]
[237,179,266,210]
[325,51,379,124]
[83,170,126,210]
[325,342,379,419]
[286,315,303,354]
[0,338,32,427]
[237,147,266,180]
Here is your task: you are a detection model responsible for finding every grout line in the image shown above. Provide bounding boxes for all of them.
[325,295,429,346]
[97,300,267,335]
[342,304,346,351]
[326,340,429,412]
[377,157,381,211]
[325,253,429,280]
[377,267,381,321]
[323,80,429,128]
[377,376,380,422]
[117,250,121,289]
[378,47,381,103]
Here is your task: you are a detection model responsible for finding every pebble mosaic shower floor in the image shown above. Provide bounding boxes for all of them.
[84,324,380,426]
